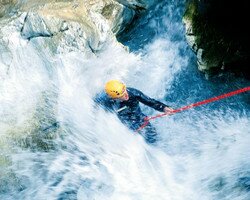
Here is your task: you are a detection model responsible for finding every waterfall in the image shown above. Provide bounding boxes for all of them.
[1,1,249,199]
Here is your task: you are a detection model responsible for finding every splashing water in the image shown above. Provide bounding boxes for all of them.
[1,1,249,200]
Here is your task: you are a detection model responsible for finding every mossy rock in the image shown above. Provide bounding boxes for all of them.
[183,0,250,78]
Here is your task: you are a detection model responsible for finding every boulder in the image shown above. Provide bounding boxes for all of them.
[183,0,249,78]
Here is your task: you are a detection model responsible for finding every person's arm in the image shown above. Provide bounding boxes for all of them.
[132,88,173,112]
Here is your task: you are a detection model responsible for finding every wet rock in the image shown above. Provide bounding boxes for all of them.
[21,12,64,40]
[0,0,155,55]
[0,0,18,18]
[183,0,250,78]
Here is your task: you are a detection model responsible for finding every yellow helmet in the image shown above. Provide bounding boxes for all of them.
[105,80,126,98]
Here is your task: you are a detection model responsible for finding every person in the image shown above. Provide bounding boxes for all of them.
[94,80,174,144]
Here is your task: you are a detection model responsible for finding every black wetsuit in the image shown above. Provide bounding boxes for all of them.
[94,87,169,143]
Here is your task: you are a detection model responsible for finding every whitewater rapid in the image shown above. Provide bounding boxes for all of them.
[1,1,249,200]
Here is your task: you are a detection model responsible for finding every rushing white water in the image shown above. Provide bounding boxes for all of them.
[1,1,250,200]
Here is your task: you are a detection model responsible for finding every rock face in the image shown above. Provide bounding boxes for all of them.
[0,0,155,55]
[183,0,249,77]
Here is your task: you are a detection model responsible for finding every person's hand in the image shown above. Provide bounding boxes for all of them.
[164,107,174,114]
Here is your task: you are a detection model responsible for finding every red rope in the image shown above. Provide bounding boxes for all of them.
[136,86,250,132]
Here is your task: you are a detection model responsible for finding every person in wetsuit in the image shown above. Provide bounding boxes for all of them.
[94,80,174,143]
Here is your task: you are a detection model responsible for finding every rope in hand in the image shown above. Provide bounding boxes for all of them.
[137,86,250,132]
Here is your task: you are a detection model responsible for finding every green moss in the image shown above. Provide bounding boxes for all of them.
[184,0,233,68]
[183,0,197,21]
[102,4,116,20]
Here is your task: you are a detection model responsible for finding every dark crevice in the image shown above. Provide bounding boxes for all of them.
[20,12,28,34]
[87,41,96,54]
[26,33,54,41]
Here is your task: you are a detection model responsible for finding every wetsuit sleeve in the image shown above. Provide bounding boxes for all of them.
[133,88,169,112]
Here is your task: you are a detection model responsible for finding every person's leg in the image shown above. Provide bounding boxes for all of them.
[120,114,158,144]
[141,122,157,144]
